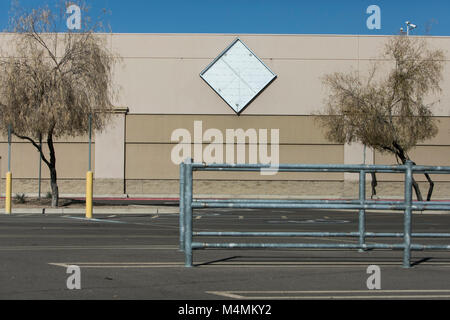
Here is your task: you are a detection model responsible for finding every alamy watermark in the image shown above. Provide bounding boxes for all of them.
[171,121,280,175]
[366,265,381,290]
[66,4,81,30]
[366,5,381,30]
[66,265,81,290]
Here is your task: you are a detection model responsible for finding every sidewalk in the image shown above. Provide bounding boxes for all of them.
[6,206,180,215]
[2,194,449,215]
[0,195,181,215]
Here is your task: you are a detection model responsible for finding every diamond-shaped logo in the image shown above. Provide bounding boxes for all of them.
[200,38,277,114]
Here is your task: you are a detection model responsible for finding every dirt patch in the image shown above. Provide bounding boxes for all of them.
[7,197,85,209]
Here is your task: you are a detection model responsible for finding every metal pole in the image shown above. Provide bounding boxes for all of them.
[194,231,450,238]
[358,170,366,252]
[5,124,12,214]
[88,114,92,172]
[181,162,450,268]
[8,124,11,172]
[179,161,186,251]
[86,171,93,219]
[38,134,42,200]
[194,243,406,250]
[403,160,413,268]
[184,158,193,267]
[86,114,93,219]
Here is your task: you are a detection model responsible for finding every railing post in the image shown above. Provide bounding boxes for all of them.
[179,161,186,251]
[184,158,194,267]
[358,170,366,252]
[403,160,413,268]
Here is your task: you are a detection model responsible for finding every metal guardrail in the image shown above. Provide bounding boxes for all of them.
[179,159,450,268]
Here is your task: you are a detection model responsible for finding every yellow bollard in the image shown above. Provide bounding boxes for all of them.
[86,171,93,219]
[5,172,12,214]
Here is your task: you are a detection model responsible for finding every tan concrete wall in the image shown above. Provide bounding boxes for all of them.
[0,140,94,179]
[111,34,450,116]
[1,33,450,196]
[125,144,344,181]
[125,114,344,181]
[375,146,450,181]
[372,116,450,181]
[344,142,375,181]
[125,114,333,144]
[0,134,94,196]
[94,114,125,179]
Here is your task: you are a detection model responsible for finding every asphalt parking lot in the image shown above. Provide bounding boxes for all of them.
[1,208,450,300]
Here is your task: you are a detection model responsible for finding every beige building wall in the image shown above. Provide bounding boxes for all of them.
[0,135,94,195]
[125,115,344,181]
[1,33,450,196]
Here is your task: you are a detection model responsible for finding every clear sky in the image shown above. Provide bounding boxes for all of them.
[0,0,449,36]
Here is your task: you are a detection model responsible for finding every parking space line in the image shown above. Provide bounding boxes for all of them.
[206,290,450,300]
[0,245,178,251]
[49,262,184,268]
[47,261,450,268]
[207,291,244,299]
[197,261,450,267]
[63,216,127,224]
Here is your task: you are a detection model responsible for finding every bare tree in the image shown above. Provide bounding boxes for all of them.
[0,1,118,206]
[318,35,445,201]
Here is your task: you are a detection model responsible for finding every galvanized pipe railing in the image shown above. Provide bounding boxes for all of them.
[179,160,450,268]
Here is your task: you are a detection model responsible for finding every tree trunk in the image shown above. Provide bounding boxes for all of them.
[411,175,424,202]
[50,166,59,207]
[370,172,378,199]
[12,130,60,206]
[47,132,59,207]
[393,143,425,201]
[371,143,434,201]
[424,173,434,201]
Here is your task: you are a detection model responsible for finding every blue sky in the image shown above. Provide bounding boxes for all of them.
[0,0,449,35]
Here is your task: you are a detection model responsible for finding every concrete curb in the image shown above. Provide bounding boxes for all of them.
[8,206,180,215]
[5,207,449,216]
[2,193,450,200]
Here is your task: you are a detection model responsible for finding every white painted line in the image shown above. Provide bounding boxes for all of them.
[227,294,450,300]
[49,262,184,268]
[48,263,71,268]
[63,216,127,224]
[207,290,450,300]
[0,245,178,251]
[46,260,450,269]
[0,234,177,238]
[55,262,183,265]
[219,289,450,294]
[207,291,245,299]
[196,261,450,267]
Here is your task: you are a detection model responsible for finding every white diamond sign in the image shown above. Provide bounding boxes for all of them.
[200,38,277,114]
